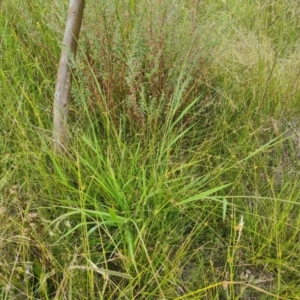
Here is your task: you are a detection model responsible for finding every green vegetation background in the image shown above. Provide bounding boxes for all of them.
[1,0,300,299]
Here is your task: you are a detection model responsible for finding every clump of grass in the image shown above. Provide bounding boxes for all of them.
[1,0,300,299]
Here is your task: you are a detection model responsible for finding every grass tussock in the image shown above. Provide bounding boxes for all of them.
[1,0,300,299]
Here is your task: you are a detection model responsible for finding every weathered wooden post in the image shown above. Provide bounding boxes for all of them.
[53,0,85,152]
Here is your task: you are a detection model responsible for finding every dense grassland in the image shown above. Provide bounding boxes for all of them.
[1,0,300,299]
